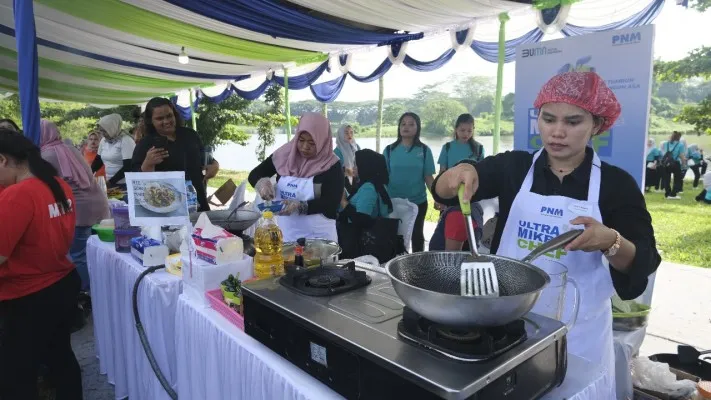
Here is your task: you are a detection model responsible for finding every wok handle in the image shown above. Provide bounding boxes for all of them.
[457,185,470,216]
[521,229,584,263]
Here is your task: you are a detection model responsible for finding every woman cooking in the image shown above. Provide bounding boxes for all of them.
[249,112,344,243]
[432,71,660,397]
[132,97,220,212]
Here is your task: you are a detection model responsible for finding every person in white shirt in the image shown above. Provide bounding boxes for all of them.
[91,114,135,187]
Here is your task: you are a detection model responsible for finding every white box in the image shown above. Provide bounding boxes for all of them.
[181,254,253,307]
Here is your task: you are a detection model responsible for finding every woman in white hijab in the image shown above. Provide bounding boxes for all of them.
[91,114,136,187]
[334,125,360,193]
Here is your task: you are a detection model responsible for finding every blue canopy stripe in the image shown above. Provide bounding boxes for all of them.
[13,0,41,145]
[310,74,346,103]
[471,28,544,63]
[162,0,423,46]
[561,0,664,36]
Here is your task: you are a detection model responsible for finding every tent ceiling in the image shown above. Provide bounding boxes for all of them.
[1,0,662,105]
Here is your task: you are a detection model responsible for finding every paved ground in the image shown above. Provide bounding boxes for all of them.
[68,218,709,399]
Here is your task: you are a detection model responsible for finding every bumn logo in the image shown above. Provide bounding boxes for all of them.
[522,47,547,58]
[612,32,641,46]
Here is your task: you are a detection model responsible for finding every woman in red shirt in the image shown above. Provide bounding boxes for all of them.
[0,132,83,399]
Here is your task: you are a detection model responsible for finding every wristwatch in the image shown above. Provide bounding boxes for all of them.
[604,229,621,257]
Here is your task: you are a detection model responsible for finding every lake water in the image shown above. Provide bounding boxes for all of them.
[214,134,515,171]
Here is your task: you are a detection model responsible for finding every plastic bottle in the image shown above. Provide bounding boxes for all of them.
[185,180,198,213]
[254,211,284,279]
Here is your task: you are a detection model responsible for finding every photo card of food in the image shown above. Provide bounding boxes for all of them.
[125,171,189,226]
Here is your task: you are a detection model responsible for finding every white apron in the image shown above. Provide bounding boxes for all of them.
[274,176,337,243]
[496,149,616,398]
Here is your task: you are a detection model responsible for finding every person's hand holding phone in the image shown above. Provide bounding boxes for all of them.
[141,146,169,171]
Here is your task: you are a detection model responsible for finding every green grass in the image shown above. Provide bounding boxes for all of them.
[644,180,711,268]
[207,169,251,191]
[211,170,710,267]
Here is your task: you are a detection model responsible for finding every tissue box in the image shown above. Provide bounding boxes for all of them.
[131,236,170,267]
[181,255,254,307]
[192,228,244,265]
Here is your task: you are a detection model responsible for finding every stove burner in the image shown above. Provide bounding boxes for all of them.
[279,261,371,297]
[307,275,344,288]
[435,327,481,343]
[398,307,527,362]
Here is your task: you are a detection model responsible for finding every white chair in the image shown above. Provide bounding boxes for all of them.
[388,198,418,253]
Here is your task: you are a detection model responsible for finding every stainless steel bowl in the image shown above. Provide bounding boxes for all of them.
[385,252,550,327]
[282,239,342,266]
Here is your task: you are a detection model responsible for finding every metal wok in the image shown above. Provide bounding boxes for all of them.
[385,230,583,327]
[189,206,260,232]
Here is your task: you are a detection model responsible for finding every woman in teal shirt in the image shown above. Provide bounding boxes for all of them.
[338,149,394,259]
[686,144,706,188]
[437,113,485,172]
[645,138,662,192]
[661,131,686,199]
[383,112,435,252]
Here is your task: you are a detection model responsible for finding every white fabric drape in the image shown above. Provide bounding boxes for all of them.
[285,0,529,32]
[87,236,182,400]
[175,295,343,400]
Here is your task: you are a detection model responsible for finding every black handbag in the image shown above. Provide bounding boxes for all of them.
[337,217,405,264]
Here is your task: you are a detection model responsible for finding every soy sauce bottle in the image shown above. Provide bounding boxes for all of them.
[294,237,306,268]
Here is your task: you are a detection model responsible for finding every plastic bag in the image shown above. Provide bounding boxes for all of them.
[631,357,697,398]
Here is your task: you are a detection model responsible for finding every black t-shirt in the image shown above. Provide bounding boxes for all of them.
[431,147,661,300]
[132,127,210,211]
[248,155,344,220]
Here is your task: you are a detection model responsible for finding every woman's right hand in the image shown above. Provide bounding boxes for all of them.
[141,146,168,171]
[255,178,275,201]
[434,162,479,202]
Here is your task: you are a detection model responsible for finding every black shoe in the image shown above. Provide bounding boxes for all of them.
[78,291,92,316]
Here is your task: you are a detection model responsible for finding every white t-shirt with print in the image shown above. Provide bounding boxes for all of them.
[98,135,136,182]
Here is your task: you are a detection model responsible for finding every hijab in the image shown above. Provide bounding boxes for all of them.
[352,149,393,212]
[97,114,127,143]
[646,138,656,156]
[39,119,93,190]
[272,112,340,178]
[336,125,358,168]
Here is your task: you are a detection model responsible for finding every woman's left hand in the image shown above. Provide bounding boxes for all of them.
[565,216,617,252]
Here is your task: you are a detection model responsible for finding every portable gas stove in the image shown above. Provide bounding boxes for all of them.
[243,262,567,400]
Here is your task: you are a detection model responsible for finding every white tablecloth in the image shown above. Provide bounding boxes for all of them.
[87,236,182,400]
[175,295,340,400]
[175,294,607,400]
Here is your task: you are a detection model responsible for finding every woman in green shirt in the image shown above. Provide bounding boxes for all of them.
[383,112,435,252]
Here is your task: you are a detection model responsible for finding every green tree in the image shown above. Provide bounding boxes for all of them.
[420,99,468,137]
[471,94,494,117]
[383,103,406,125]
[676,97,711,134]
[0,95,21,125]
[195,94,251,148]
[690,0,711,11]
[501,92,515,120]
[252,85,296,162]
[454,76,495,113]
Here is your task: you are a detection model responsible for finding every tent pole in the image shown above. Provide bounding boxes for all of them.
[322,102,328,118]
[284,68,291,141]
[376,75,384,153]
[13,0,41,145]
[492,12,510,155]
[189,88,197,131]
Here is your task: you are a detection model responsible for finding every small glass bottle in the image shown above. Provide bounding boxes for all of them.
[294,237,306,268]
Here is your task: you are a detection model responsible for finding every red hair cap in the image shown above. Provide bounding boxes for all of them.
[534,71,621,133]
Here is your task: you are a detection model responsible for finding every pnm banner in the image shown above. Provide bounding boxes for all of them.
[513,25,655,189]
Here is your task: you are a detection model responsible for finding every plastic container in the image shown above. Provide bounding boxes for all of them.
[206,289,244,331]
[114,228,141,253]
[186,181,198,214]
[253,211,284,279]
[92,224,115,242]
[110,205,133,230]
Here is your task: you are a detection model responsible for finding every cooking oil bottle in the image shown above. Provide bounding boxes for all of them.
[254,211,284,279]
